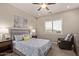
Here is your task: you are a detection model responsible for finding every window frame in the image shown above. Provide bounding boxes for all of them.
[44,20,63,33]
[44,21,53,32]
[52,20,63,33]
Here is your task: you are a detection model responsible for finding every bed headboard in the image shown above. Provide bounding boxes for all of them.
[9,28,30,40]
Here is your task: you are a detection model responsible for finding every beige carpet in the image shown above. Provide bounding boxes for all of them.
[48,43,76,56]
[0,43,76,56]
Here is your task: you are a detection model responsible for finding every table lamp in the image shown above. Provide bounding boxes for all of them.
[0,27,9,41]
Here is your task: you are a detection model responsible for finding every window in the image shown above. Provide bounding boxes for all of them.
[45,20,62,33]
[53,20,62,32]
[45,21,52,32]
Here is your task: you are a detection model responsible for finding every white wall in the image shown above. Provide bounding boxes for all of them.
[1,3,79,42]
[0,4,36,29]
[36,8,79,42]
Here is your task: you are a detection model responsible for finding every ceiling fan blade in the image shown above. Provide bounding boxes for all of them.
[32,3,42,5]
[33,3,56,5]
[37,7,41,11]
[47,3,56,5]
[46,7,49,10]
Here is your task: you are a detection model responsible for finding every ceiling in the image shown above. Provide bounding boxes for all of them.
[10,3,79,18]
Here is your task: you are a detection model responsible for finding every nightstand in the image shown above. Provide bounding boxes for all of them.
[0,40,12,52]
[32,35,37,38]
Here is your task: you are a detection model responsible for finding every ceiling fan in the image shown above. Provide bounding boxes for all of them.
[33,3,56,11]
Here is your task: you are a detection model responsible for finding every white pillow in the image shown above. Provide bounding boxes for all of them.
[14,35,23,41]
[64,34,71,41]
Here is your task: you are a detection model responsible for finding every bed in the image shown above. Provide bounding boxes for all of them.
[10,28,52,56]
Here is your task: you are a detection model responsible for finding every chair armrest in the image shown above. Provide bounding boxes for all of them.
[58,38,64,41]
[60,40,72,45]
[61,40,71,43]
[57,38,64,45]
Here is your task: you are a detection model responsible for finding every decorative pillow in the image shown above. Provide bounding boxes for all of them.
[14,35,23,41]
[64,34,71,41]
[23,34,30,41]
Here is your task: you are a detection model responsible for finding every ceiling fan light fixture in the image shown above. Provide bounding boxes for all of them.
[33,3,56,11]
[41,3,47,8]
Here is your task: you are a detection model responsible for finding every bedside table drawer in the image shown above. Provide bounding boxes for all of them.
[0,40,12,52]
[0,41,11,47]
[32,36,37,38]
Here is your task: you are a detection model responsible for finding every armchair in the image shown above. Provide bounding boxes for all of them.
[57,34,74,50]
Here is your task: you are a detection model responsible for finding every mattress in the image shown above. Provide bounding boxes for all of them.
[13,38,52,56]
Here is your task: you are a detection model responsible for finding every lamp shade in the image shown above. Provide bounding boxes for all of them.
[31,29,36,33]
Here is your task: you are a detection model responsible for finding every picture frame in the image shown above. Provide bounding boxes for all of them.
[14,15,27,28]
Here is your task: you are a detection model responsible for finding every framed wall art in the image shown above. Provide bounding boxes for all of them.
[14,15,27,28]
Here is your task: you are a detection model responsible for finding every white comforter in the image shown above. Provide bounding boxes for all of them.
[13,38,52,56]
